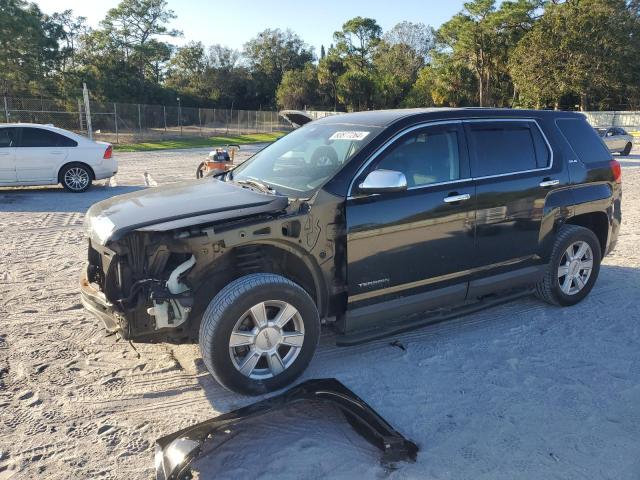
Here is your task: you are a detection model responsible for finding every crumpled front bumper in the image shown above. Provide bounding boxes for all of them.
[155,378,418,480]
[79,266,120,332]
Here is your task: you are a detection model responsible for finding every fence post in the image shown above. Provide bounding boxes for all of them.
[77,98,83,131]
[137,104,142,138]
[113,103,119,144]
[163,105,167,133]
[4,95,9,123]
[198,107,202,136]
[237,110,240,135]
[213,108,216,135]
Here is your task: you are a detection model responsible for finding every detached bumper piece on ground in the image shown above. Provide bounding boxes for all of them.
[155,378,419,480]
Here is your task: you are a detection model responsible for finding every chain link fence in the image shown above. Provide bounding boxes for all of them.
[5,96,639,143]
[1,95,295,144]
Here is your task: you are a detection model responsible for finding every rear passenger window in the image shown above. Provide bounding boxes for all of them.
[556,118,611,164]
[466,122,549,177]
[18,128,78,147]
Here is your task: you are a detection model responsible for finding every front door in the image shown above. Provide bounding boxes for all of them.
[345,122,476,323]
[0,127,17,182]
[15,127,68,182]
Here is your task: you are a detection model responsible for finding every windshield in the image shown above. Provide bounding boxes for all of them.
[229,123,383,197]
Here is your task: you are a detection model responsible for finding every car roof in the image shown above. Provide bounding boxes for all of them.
[313,108,586,127]
[0,123,92,143]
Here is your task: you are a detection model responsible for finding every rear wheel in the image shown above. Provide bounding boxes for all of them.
[60,163,92,192]
[535,225,601,306]
[621,142,632,156]
[199,273,320,395]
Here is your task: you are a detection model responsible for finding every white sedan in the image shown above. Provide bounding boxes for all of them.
[0,123,117,192]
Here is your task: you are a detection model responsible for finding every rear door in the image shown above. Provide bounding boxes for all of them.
[346,122,476,315]
[463,119,568,286]
[0,127,17,182]
[15,127,70,182]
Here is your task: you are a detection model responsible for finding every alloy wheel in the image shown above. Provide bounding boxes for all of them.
[64,167,90,191]
[557,240,594,295]
[228,300,305,380]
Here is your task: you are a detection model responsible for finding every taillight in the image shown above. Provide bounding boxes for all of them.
[103,145,113,159]
[610,159,621,183]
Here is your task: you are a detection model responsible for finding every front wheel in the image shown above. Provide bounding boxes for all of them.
[535,225,602,306]
[621,142,632,156]
[199,274,320,395]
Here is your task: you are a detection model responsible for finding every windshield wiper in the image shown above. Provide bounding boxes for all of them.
[234,178,276,195]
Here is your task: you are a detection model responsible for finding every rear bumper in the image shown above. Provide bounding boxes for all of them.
[80,267,119,332]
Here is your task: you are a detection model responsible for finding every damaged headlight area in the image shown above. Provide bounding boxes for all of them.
[81,231,199,341]
[155,379,418,480]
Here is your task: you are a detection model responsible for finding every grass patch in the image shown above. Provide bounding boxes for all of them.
[113,132,286,152]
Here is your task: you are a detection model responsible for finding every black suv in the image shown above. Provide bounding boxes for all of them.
[81,109,622,395]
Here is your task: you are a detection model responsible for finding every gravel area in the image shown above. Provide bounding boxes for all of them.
[0,147,639,479]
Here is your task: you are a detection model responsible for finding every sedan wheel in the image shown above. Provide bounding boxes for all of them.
[61,164,92,192]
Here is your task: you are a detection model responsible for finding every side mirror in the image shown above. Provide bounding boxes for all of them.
[358,169,407,194]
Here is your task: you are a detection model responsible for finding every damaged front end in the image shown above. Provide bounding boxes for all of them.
[155,379,418,480]
[80,231,198,341]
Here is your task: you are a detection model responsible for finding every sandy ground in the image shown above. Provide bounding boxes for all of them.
[1,146,639,479]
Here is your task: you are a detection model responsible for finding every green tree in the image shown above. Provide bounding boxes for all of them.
[0,0,63,95]
[510,0,640,110]
[317,49,346,111]
[276,63,319,109]
[436,0,538,106]
[337,69,375,111]
[243,28,314,108]
[333,17,382,72]
[373,41,424,108]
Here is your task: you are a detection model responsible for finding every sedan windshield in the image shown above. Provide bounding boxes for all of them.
[229,123,383,197]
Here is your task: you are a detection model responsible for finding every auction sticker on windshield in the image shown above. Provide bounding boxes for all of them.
[329,131,370,141]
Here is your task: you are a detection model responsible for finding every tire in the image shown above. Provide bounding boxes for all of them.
[621,142,632,156]
[60,163,92,192]
[535,225,602,306]
[199,273,320,395]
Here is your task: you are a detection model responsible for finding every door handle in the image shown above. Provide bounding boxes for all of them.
[443,193,471,203]
[50,151,65,155]
[539,179,560,188]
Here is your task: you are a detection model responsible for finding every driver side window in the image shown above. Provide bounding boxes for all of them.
[375,127,462,188]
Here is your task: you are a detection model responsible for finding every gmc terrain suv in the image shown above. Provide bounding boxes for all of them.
[81,109,621,395]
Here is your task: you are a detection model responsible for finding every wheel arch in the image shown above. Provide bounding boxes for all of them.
[58,161,96,183]
[191,240,327,329]
[565,211,609,256]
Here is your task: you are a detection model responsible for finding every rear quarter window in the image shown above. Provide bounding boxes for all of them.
[556,118,611,163]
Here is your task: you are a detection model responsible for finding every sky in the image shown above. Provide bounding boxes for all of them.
[34,0,471,54]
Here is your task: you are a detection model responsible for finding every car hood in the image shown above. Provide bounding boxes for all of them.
[85,178,289,245]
